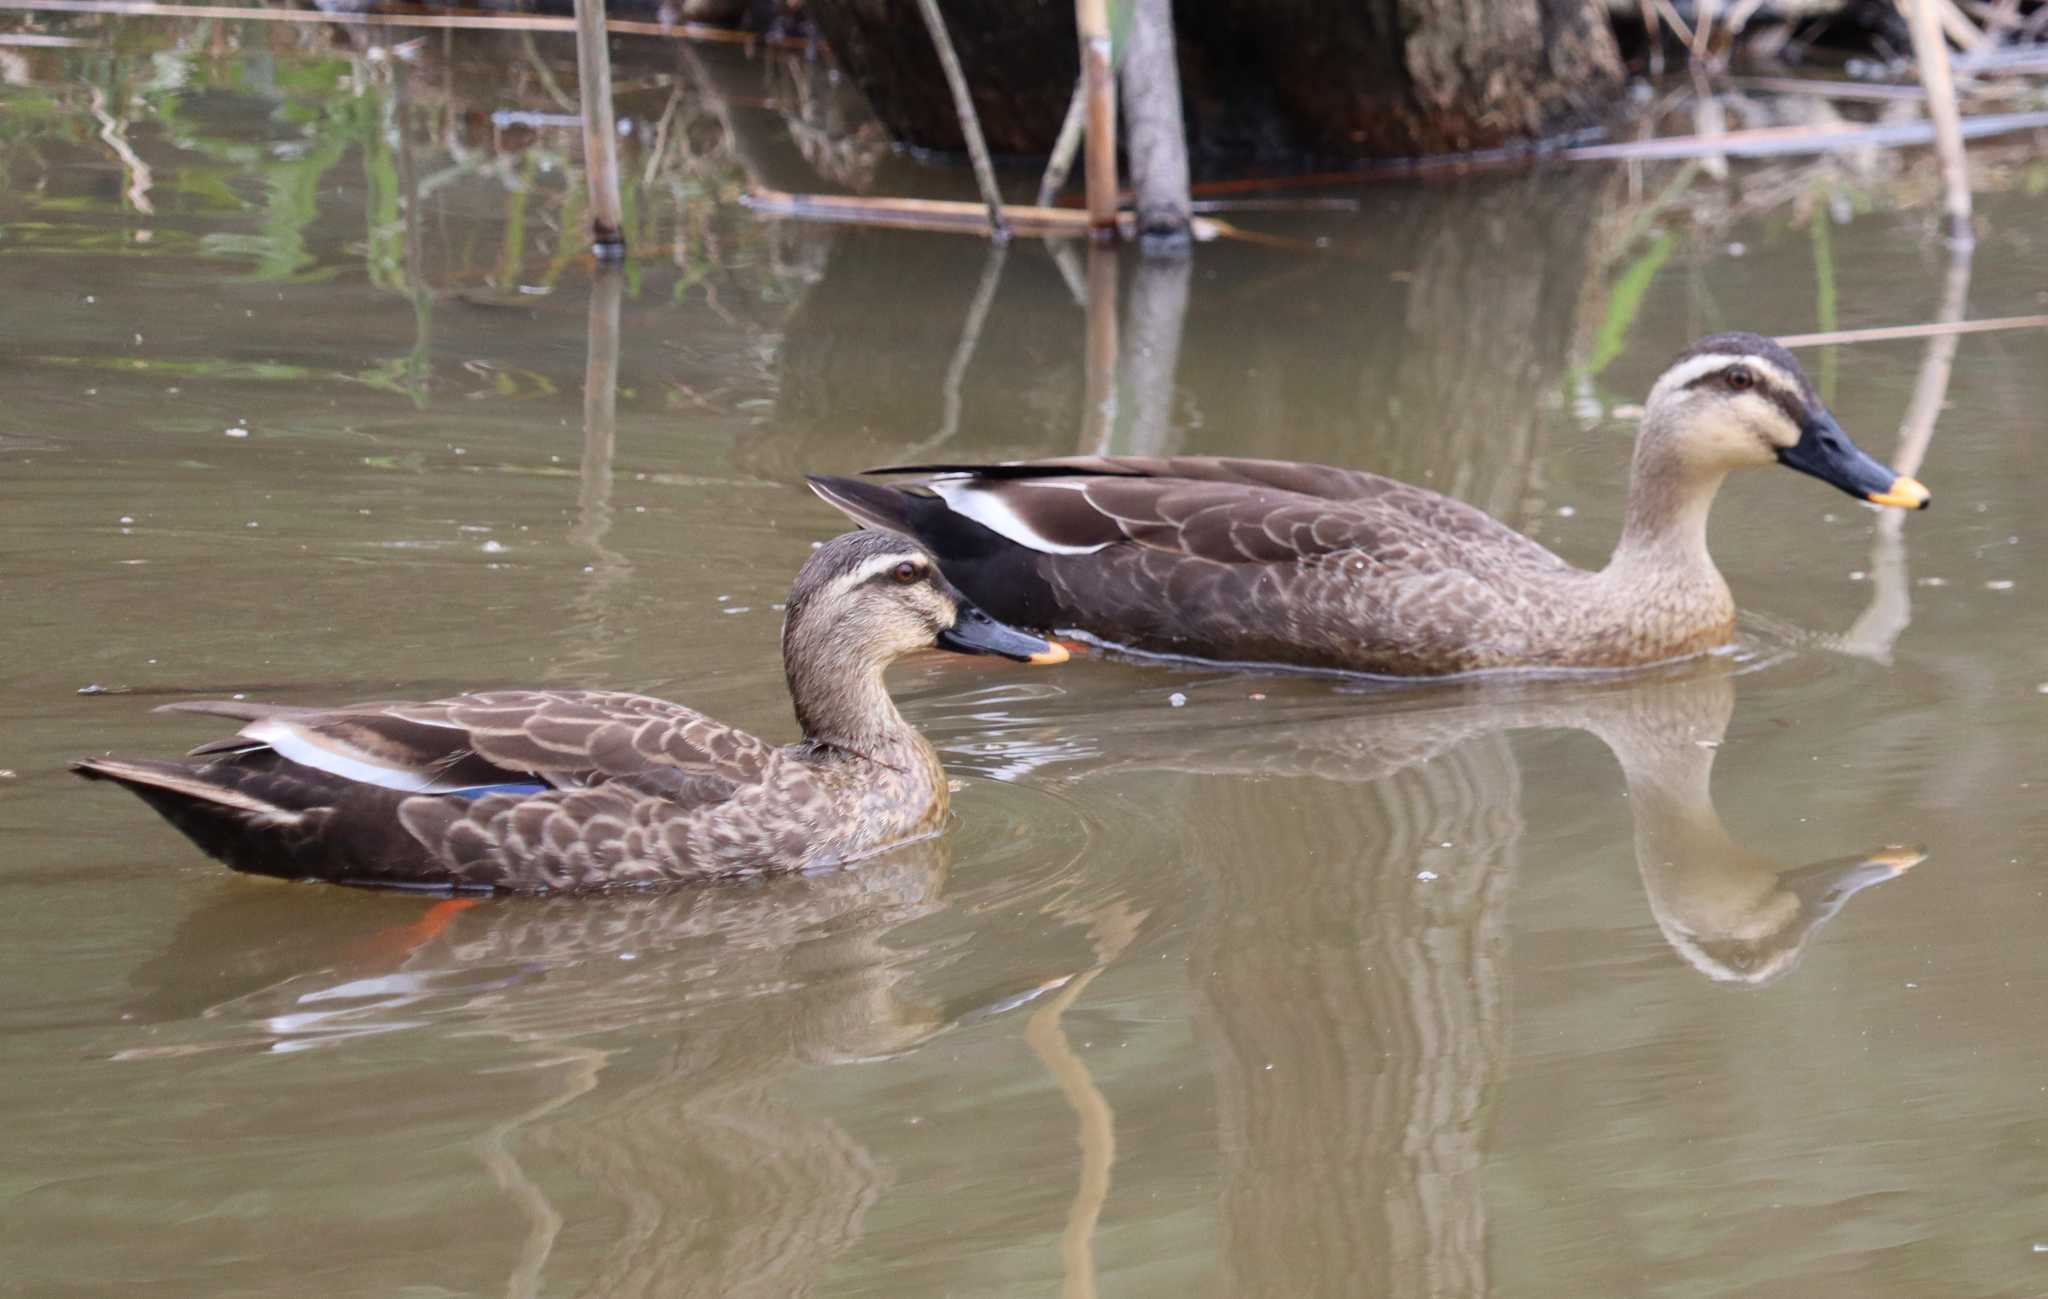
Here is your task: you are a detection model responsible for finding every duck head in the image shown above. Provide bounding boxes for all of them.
[782,531,1068,671]
[1642,331,1930,510]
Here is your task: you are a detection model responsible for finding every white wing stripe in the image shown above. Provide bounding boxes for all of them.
[243,719,494,794]
[932,481,1112,556]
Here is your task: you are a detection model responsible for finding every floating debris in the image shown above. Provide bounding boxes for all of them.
[1168,692,1187,707]
[76,683,131,696]
[1416,869,1439,882]
[223,427,248,439]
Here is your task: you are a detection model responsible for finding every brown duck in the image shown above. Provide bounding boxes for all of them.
[71,532,1066,892]
[810,333,1930,677]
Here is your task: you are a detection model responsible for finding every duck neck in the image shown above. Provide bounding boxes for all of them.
[1603,423,1727,583]
[1568,418,1738,664]
[785,645,926,767]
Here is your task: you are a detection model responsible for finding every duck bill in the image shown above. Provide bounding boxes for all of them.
[938,604,1069,665]
[1777,410,1930,509]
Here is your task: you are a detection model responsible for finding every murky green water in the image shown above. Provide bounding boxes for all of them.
[6,17,2048,1297]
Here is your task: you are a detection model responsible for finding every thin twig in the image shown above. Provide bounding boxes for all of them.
[1037,75,1087,210]
[1775,314,2046,348]
[1730,75,1929,102]
[1554,109,2048,162]
[1650,0,1694,47]
[912,0,1008,241]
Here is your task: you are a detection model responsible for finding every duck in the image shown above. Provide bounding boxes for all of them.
[808,332,1930,677]
[70,532,1068,893]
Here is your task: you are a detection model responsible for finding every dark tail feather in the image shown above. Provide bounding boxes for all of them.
[73,754,437,885]
[805,476,1062,630]
[806,475,919,534]
[71,756,301,825]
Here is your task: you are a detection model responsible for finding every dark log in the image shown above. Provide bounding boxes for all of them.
[1174,0,1625,159]
[804,0,1624,163]
[802,0,1079,157]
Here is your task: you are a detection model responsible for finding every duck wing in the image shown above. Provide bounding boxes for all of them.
[167,688,773,804]
[810,457,1568,672]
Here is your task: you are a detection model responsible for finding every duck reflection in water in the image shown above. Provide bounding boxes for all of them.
[117,837,1076,1298]
[1069,659,1919,988]
[1074,659,1921,1296]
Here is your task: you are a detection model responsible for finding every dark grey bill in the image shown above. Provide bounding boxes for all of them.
[1777,409,1930,509]
[938,604,1069,665]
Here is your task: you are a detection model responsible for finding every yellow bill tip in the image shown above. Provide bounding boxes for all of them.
[1026,642,1071,666]
[1869,845,1927,875]
[1867,475,1930,510]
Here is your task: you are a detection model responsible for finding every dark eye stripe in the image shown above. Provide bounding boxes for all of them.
[1683,367,1810,425]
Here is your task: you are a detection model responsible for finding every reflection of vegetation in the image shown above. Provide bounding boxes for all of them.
[1810,206,1838,402]
[1571,88,2047,402]
[1,20,828,410]
[1584,229,1673,377]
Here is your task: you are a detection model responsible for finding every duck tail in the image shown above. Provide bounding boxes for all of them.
[806,474,918,536]
[71,756,305,826]
[73,754,324,879]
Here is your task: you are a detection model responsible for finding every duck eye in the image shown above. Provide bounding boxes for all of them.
[891,561,922,585]
[1726,367,1755,391]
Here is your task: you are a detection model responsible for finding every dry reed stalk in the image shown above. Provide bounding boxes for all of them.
[741,188,1224,242]
[1037,76,1088,209]
[1928,0,1990,49]
[0,0,801,45]
[912,0,1008,241]
[1075,0,1118,238]
[1900,0,1976,245]
[1179,108,2048,198]
[573,0,625,259]
[1775,314,2048,347]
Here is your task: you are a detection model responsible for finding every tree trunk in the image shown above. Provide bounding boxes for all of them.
[1119,0,1192,249]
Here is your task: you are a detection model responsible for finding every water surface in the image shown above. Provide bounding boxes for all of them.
[5,18,2048,1298]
